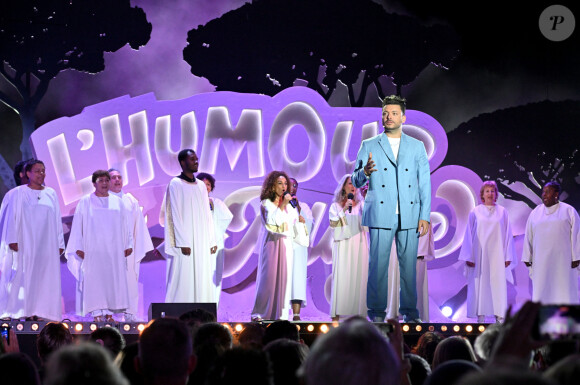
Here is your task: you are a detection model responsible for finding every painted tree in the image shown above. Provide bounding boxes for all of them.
[183,0,459,106]
[444,100,580,210]
[0,0,152,176]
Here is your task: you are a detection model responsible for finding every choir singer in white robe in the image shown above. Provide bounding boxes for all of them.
[522,181,580,304]
[163,150,218,304]
[196,172,233,307]
[459,181,516,323]
[66,170,133,322]
[109,169,154,322]
[329,174,369,321]
[1,160,64,321]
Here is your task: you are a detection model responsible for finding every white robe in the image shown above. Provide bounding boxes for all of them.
[522,202,580,304]
[0,188,17,314]
[65,193,132,315]
[0,186,64,321]
[111,191,153,317]
[386,225,435,321]
[163,177,217,303]
[210,197,233,306]
[458,204,516,318]
[251,199,307,320]
[329,201,369,318]
[291,202,313,306]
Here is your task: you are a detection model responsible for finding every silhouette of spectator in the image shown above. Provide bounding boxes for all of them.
[137,318,196,385]
[411,331,444,366]
[0,352,41,385]
[456,368,555,385]
[299,317,401,385]
[264,338,309,385]
[89,326,126,359]
[424,359,482,385]
[543,354,580,385]
[237,323,266,350]
[116,342,145,385]
[179,308,217,338]
[473,323,502,363]
[37,322,74,366]
[262,320,300,346]
[406,353,431,385]
[189,323,233,385]
[44,342,128,385]
[431,336,477,369]
[207,347,274,385]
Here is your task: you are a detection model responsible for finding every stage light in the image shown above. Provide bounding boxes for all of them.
[332,321,339,328]
[123,324,132,332]
[296,325,301,331]
[478,325,486,332]
[465,325,473,333]
[1,323,8,328]
[137,324,146,333]
[31,323,39,331]
[234,324,244,332]
[307,324,314,332]
[440,325,448,332]
[90,324,98,331]
[415,325,422,332]
[453,325,460,332]
[320,324,329,334]
[74,323,83,332]
[402,325,410,332]
[16,323,24,331]
[428,325,435,332]
[441,306,453,318]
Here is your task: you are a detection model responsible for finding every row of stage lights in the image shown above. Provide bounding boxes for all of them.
[1,321,486,336]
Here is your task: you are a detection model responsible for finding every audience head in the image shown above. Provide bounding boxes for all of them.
[0,352,41,385]
[431,336,476,369]
[115,342,144,385]
[299,317,400,385]
[473,323,501,362]
[207,347,273,385]
[179,308,217,338]
[543,354,580,385]
[137,318,195,384]
[37,322,74,364]
[425,359,482,385]
[412,331,444,366]
[262,320,300,346]
[237,323,265,350]
[89,326,126,359]
[406,353,431,385]
[264,338,309,385]
[44,342,128,385]
[456,368,556,385]
[193,322,233,353]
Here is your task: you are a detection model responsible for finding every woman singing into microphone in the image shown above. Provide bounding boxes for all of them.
[329,174,369,321]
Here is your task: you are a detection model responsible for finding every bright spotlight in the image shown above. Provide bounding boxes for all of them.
[441,306,453,318]
[465,325,473,333]
[306,324,314,332]
[320,324,329,334]
[235,324,244,332]
[74,323,83,332]
[453,325,460,332]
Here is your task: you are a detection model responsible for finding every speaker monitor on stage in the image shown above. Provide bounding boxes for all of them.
[148,303,217,321]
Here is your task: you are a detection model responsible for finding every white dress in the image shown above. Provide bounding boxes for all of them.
[329,201,369,318]
[291,202,313,306]
[66,193,132,315]
[522,202,580,304]
[458,204,516,318]
[251,199,307,320]
[111,191,153,317]
[163,177,217,303]
[210,197,233,306]
[0,186,64,321]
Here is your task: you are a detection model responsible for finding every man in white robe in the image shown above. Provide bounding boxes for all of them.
[65,170,133,322]
[0,160,64,321]
[163,149,217,304]
[522,182,580,304]
[109,169,154,322]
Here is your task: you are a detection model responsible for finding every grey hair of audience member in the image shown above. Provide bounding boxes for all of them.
[44,342,128,385]
[473,323,502,362]
[298,317,400,385]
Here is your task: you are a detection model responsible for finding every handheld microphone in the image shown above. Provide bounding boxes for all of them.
[347,193,354,213]
[285,192,297,208]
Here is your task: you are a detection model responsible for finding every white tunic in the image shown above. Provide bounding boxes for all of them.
[291,202,313,306]
[210,197,233,306]
[111,191,153,316]
[163,177,217,303]
[0,186,64,321]
[252,199,306,320]
[458,204,516,318]
[0,188,17,314]
[65,193,132,315]
[522,202,580,304]
[386,226,435,321]
[329,201,369,318]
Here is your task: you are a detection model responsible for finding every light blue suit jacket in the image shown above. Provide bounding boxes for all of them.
[352,132,431,230]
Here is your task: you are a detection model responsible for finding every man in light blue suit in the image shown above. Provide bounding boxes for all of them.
[352,95,431,323]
